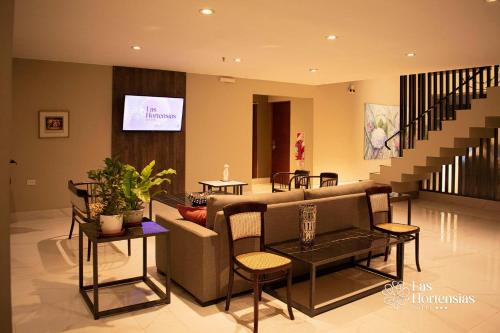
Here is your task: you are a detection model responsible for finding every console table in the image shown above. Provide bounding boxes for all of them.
[198,180,247,194]
[266,227,405,317]
[78,219,170,319]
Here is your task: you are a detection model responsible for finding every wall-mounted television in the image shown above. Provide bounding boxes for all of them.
[122,95,184,131]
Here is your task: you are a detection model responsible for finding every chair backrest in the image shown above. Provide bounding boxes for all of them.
[365,185,392,228]
[68,180,90,214]
[320,172,338,187]
[223,202,267,259]
[291,169,310,189]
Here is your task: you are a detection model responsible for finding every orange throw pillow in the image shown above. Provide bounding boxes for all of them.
[177,204,207,227]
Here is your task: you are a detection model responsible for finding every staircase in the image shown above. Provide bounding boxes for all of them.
[370,84,500,193]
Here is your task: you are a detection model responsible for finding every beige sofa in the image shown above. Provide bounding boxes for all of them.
[155,180,378,305]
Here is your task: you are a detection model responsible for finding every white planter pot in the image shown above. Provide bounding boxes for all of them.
[123,208,144,224]
[100,214,124,235]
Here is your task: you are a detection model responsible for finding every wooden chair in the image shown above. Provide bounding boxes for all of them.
[309,172,338,188]
[68,180,131,261]
[223,202,294,333]
[271,170,310,192]
[365,186,421,272]
[319,172,338,187]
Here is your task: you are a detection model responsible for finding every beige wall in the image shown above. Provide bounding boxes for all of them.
[11,59,112,211]
[10,59,397,210]
[313,76,399,183]
[185,73,315,193]
[0,0,13,330]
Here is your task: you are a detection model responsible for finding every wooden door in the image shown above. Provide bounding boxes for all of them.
[252,103,258,178]
[271,101,291,183]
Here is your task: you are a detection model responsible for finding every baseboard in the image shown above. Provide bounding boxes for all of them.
[10,207,72,222]
[252,178,270,185]
[419,191,500,211]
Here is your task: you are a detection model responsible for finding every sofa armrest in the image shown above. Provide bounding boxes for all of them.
[155,214,220,304]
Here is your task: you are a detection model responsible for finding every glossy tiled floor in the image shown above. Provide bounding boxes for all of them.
[10,198,500,332]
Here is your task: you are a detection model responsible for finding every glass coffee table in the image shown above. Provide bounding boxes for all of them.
[265,227,405,317]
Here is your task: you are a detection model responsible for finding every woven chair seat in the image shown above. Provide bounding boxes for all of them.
[236,252,291,271]
[375,223,419,234]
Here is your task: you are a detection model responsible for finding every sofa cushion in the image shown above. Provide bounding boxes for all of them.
[177,204,207,226]
[206,189,304,229]
[304,180,375,200]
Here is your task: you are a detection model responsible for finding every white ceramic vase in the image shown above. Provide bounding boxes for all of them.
[123,208,144,224]
[100,214,124,235]
[223,164,229,182]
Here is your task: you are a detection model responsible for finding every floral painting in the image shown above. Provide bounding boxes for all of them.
[364,103,399,159]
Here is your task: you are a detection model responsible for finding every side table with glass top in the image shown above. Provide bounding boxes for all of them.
[78,218,170,319]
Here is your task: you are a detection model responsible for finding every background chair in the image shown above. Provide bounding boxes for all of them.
[308,172,338,188]
[271,170,310,192]
[319,172,338,187]
[68,180,131,261]
[365,186,421,272]
[223,202,294,333]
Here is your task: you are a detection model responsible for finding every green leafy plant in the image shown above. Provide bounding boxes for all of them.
[87,157,126,216]
[122,160,176,210]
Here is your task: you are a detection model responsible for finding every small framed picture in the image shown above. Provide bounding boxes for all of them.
[39,110,69,138]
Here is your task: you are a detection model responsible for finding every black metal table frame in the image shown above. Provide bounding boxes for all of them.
[78,224,171,319]
[266,234,406,317]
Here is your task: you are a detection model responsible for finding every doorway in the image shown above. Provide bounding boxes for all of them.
[270,101,291,182]
[252,95,291,183]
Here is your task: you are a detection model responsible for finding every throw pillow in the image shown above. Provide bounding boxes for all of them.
[177,204,207,226]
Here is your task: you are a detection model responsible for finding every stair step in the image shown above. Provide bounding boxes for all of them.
[401,172,431,182]
[414,165,441,174]
[469,127,496,138]
[426,156,454,166]
[453,137,480,148]
[438,147,467,157]
[485,116,500,127]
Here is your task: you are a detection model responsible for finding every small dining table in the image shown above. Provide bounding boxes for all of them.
[198,180,248,195]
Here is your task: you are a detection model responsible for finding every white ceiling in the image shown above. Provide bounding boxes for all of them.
[13,0,500,85]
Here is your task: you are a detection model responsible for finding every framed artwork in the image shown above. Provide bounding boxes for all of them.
[364,103,399,159]
[39,110,69,138]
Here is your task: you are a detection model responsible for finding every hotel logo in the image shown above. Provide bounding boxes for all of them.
[383,281,476,310]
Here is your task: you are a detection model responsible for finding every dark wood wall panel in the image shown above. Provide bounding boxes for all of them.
[112,66,186,194]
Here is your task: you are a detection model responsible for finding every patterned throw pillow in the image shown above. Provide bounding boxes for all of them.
[188,191,212,207]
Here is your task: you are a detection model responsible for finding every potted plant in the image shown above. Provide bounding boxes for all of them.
[122,160,176,225]
[87,158,127,235]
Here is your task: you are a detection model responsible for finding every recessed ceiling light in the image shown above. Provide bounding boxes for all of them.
[407,52,416,57]
[326,35,337,40]
[199,8,214,15]
[131,45,141,50]
[234,58,241,63]
[309,68,319,73]
[485,0,496,3]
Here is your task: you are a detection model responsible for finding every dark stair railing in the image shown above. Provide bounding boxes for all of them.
[385,65,499,153]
